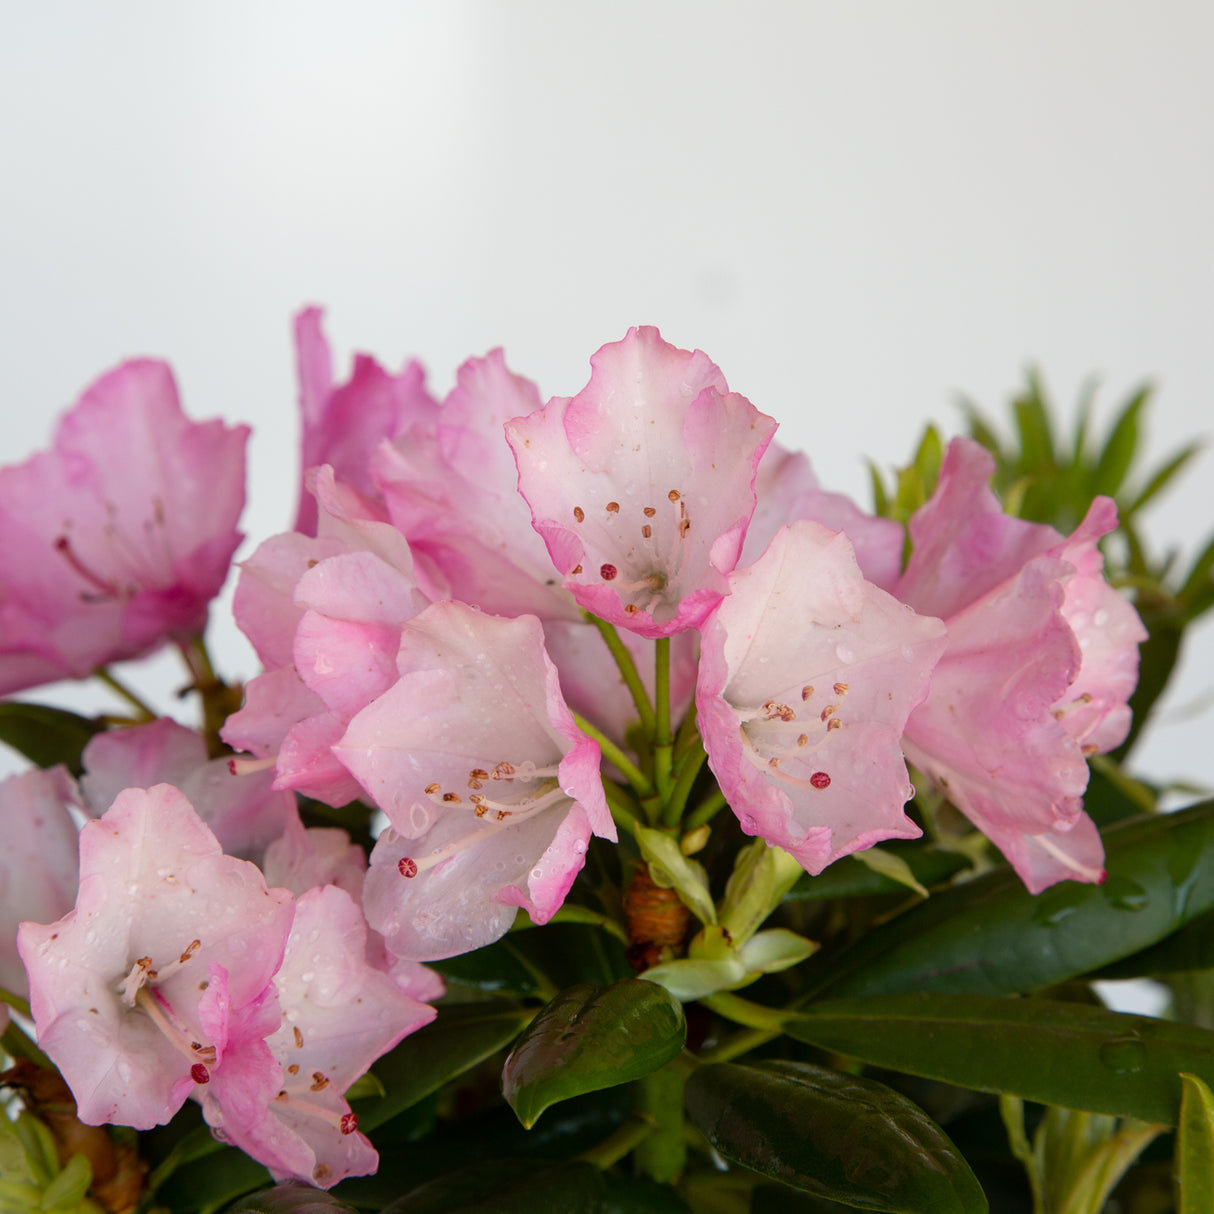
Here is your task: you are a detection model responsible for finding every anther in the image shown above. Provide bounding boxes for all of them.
[643,506,657,517]
[573,506,585,522]
[801,685,814,700]
[600,564,618,580]
[668,490,681,502]
[191,1064,210,1084]
[642,524,652,538]
[398,857,418,878]
[810,772,831,789]
[833,682,849,697]
[606,501,620,513]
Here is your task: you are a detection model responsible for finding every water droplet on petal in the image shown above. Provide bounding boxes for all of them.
[739,815,758,833]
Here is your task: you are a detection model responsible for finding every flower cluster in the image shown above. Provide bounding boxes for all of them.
[0,317,1144,1194]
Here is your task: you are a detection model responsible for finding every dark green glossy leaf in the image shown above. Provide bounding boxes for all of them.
[787,843,968,902]
[229,1182,356,1212]
[381,1158,604,1214]
[684,1061,987,1214]
[0,702,105,775]
[800,800,1214,1001]
[1178,1073,1214,1214]
[355,1001,531,1132]
[601,1175,691,1213]
[1097,908,1214,978]
[503,980,685,1128]
[786,992,1214,1124]
[154,1144,271,1212]
[429,936,548,997]
[1179,533,1214,610]
[1116,615,1184,758]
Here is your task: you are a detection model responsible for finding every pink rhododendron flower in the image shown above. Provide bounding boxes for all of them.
[0,766,81,997]
[201,885,436,1188]
[895,438,1147,892]
[18,784,294,1130]
[506,327,778,637]
[371,348,579,621]
[744,441,905,591]
[334,601,614,960]
[223,467,432,806]
[697,522,947,873]
[0,360,247,695]
[80,718,298,860]
[293,307,438,536]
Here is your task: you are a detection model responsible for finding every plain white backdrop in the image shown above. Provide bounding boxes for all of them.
[2,2,1211,795]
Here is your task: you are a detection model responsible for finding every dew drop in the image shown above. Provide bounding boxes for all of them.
[739,815,758,833]
[573,839,588,854]
[835,645,855,664]
[530,867,544,880]
[1098,1033,1146,1075]
[409,803,430,832]
[84,929,97,945]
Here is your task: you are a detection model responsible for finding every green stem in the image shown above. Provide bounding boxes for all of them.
[578,1115,658,1170]
[672,698,700,762]
[701,991,789,1033]
[94,667,156,721]
[573,712,653,797]
[634,1057,691,1182]
[652,636,674,804]
[178,636,234,758]
[602,779,643,836]
[701,1026,780,1065]
[512,903,630,946]
[663,744,709,829]
[586,613,655,737]
[684,787,728,831]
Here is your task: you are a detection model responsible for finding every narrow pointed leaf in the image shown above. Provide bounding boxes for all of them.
[1127,440,1205,516]
[502,980,685,1128]
[1178,1073,1214,1214]
[786,992,1212,1124]
[0,702,104,775]
[799,800,1214,1000]
[356,1001,532,1132]
[684,1061,987,1213]
[1092,385,1150,499]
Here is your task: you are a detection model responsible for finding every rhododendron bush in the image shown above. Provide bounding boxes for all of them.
[1,317,1213,1214]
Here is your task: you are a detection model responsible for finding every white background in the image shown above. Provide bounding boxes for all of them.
[2,2,1211,795]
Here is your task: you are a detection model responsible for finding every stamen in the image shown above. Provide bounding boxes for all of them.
[133,987,216,1073]
[271,1092,359,1134]
[54,535,121,599]
[228,755,277,777]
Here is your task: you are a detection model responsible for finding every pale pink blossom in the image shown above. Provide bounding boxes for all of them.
[697,522,947,873]
[0,766,81,997]
[17,784,294,1130]
[0,361,247,694]
[895,438,1146,892]
[293,308,438,535]
[80,718,298,860]
[201,885,436,1188]
[372,348,579,620]
[506,327,777,637]
[223,467,431,806]
[334,601,613,960]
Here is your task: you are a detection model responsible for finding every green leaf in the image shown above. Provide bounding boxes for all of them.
[381,1158,605,1214]
[355,1001,532,1133]
[786,844,968,902]
[851,846,928,898]
[1127,440,1205,516]
[1092,384,1150,499]
[684,1061,988,1213]
[786,992,1212,1125]
[719,838,805,942]
[799,800,1214,1001]
[601,1174,691,1212]
[1097,908,1214,978]
[502,980,685,1128]
[0,703,105,775]
[229,1182,357,1213]
[634,824,716,925]
[1178,1073,1214,1214]
[154,1145,271,1213]
[429,937,549,997]
[1013,377,1056,470]
[1179,532,1214,609]
[39,1152,91,1210]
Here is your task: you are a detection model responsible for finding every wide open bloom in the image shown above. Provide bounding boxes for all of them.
[506,327,777,638]
[697,521,947,873]
[894,438,1147,892]
[0,360,247,695]
[334,601,614,960]
[18,784,294,1130]
[200,885,436,1188]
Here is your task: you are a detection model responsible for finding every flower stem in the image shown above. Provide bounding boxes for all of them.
[573,712,653,797]
[662,742,708,829]
[94,667,157,721]
[602,779,643,836]
[577,1115,657,1170]
[634,1056,692,1182]
[684,787,728,831]
[701,991,789,1033]
[585,613,655,738]
[178,636,239,758]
